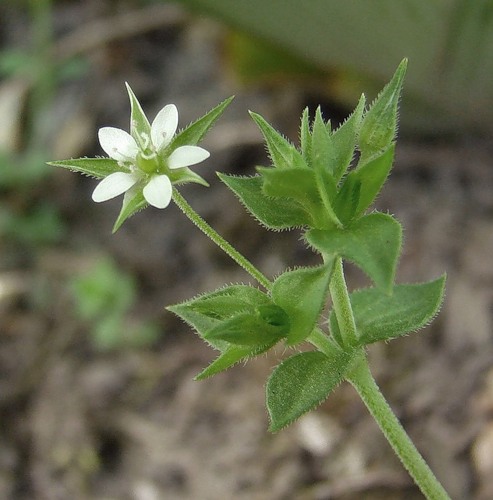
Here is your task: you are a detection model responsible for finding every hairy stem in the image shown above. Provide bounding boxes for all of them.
[172,188,272,290]
[328,256,358,347]
[347,357,451,500]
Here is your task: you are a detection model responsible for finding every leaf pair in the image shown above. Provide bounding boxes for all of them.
[168,262,335,378]
[267,275,446,431]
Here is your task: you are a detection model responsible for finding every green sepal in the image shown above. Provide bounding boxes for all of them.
[170,96,234,149]
[47,158,122,179]
[195,342,275,380]
[125,82,151,143]
[330,275,446,346]
[218,173,312,229]
[306,213,402,293]
[359,59,407,163]
[272,262,334,345]
[310,107,334,174]
[112,187,147,233]
[169,166,209,187]
[249,111,307,169]
[257,166,328,228]
[204,305,290,346]
[267,349,360,432]
[331,94,366,182]
[334,144,395,223]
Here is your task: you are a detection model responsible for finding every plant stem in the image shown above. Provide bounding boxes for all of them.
[328,257,358,347]
[172,188,272,290]
[347,357,451,500]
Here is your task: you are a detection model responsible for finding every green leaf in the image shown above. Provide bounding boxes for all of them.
[331,94,366,182]
[171,96,234,149]
[272,262,334,345]
[249,111,306,169]
[306,213,402,293]
[311,106,334,173]
[267,349,358,432]
[310,107,334,174]
[125,82,151,143]
[196,342,275,380]
[167,284,272,350]
[112,188,147,233]
[218,173,312,229]
[299,107,312,166]
[48,158,122,179]
[258,167,328,226]
[330,276,446,345]
[204,305,289,346]
[335,144,395,222]
[359,59,407,162]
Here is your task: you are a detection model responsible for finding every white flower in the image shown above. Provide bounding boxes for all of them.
[92,104,210,209]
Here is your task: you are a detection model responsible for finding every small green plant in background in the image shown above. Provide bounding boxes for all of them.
[51,60,452,498]
[0,0,87,246]
[71,256,159,350]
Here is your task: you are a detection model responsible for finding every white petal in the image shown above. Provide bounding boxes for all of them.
[143,175,172,209]
[151,104,178,151]
[98,127,139,162]
[167,146,210,169]
[92,172,138,202]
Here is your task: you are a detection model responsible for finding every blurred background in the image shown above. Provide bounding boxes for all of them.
[1,1,492,498]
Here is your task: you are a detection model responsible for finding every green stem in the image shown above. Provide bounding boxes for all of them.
[347,357,451,500]
[328,257,358,347]
[172,188,272,290]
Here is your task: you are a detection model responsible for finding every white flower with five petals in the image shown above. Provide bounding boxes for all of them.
[92,103,210,209]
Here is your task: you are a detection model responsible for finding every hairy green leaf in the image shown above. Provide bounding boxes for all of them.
[359,59,407,162]
[218,173,312,229]
[195,342,275,380]
[299,107,312,166]
[204,305,289,346]
[330,276,446,345]
[267,349,358,432]
[272,262,334,345]
[335,144,394,222]
[331,94,366,182]
[250,111,306,169]
[310,107,334,173]
[306,213,402,293]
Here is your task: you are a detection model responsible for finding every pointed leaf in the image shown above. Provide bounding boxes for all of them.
[331,94,366,182]
[306,213,402,293]
[311,107,334,173]
[250,111,306,169]
[330,276,446,346]
[267,349,358,432]
[335,144,394,223]
[48,158,122,179]
[195,342,275,380]
[299,107,312,166]
[272,262,334,345]
[171,96,234,149]
[125,83,151,143]
[218,173,312,229]
[359,59,407,162]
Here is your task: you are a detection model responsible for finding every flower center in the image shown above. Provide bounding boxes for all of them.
[136,151,159,174]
